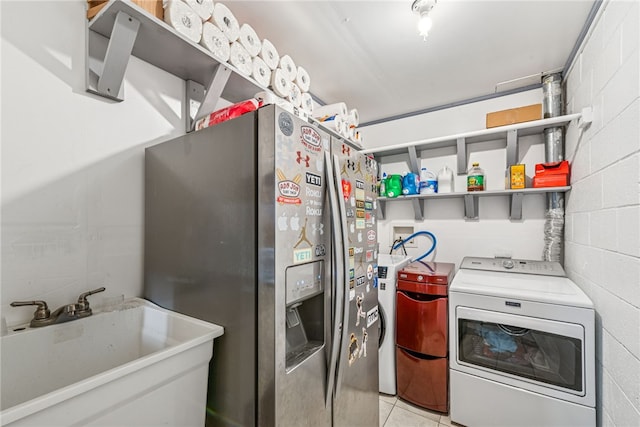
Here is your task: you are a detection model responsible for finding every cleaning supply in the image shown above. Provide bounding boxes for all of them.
[467,162,485,191]
[437,165,454,193]
[379,173,387,197]
[402,172,419,195]
[419,168,438,194]
[385,174,402,198]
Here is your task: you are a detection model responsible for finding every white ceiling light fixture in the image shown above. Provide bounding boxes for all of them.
[412,0,437,40]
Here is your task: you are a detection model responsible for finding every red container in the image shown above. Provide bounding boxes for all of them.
[395,261,454,413]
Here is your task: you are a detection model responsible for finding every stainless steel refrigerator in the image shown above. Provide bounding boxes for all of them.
[144,104,379,427]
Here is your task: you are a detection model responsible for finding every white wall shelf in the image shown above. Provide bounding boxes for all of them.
[86,0,274,131]
[377,186,571,221]
[361,112,590,175]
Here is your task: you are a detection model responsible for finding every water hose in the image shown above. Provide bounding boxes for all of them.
[391,231,437,262]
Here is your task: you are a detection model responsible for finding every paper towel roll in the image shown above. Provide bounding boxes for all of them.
[313,102,348,120]
[184,0,214,21]
[347,108,359,127]
[321,115,346,135]
[229,42,253,76]
[295,66,311,93]
[164,0,203,44]
[287,83,302,108]
[213,3,240,42]
[270,68,291,98]
[279,55,297,82]
[239,23,261,57]
[259,39,280,70]
[200,21,230,62]
[252,56,271,88]
[301,92,314,114]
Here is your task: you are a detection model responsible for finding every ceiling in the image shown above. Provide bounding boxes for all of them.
[225,0,597,125]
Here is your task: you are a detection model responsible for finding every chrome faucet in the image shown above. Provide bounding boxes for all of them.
[10,287,106,328]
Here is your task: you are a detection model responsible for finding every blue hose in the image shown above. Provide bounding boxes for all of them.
[391,230,437,262]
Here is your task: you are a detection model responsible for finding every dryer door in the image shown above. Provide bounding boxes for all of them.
[455,306,587,401]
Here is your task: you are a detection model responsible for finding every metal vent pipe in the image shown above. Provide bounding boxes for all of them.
[541,73,565,262]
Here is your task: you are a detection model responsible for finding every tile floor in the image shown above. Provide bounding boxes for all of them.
[379,394,453,427]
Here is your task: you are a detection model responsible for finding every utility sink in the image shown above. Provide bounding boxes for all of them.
[0,297,224,426]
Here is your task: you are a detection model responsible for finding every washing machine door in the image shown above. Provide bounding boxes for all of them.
[454,306,590,404]
[378,303,386,348]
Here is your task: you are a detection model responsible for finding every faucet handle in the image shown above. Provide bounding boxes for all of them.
[76,287,106,313]
[10,300,51,321]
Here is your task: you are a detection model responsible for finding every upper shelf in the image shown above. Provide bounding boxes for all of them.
[360,112,585,157]
[88,0,265,103]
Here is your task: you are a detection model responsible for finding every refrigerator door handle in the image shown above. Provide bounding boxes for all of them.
[324,150,344,407]
[324,151,344,407]
[331,153,351,399]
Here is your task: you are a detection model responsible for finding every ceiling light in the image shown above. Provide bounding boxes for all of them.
[412,0,437,39]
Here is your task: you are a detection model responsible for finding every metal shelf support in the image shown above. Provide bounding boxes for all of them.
[510,192,524,220]
[456,137,467,174]
[411,198,424,221]
[87,11,140,101]
[506,129,518,168]
[186,65,233,131]
[464,194,479,219]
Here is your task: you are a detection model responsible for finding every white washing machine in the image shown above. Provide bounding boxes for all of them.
[377,254,412,395]
[449,257,595,427]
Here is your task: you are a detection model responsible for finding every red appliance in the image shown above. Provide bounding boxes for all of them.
[395,261,455,413]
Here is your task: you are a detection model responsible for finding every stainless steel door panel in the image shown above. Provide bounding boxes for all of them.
[258,106,331,426]
[330,139,379,426]
[144,113,258,427]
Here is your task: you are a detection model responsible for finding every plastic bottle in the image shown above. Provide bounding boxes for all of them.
[467,162,485,191]
[379,173,387,197]
[385,174,402,198]
[402,172,419,195]
[419,167,438,194]
[437,165,454,193]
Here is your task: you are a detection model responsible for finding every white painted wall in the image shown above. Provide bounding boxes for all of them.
[1,1,185,328]
[563,1,640,425]
[360,88,553,267]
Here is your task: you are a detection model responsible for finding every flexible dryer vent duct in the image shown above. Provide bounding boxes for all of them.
[542,73,564,262]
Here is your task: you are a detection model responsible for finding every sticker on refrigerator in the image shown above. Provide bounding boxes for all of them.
[278,112,294,136]
[367,264,374,280]
[359,327,368,358]
[276,169,302,205]
[355,180,365,201]
[293,248,312,263]
[341,179,351,201]
[348,333,359,366]
[355,293,366,326]
[299,126,322,154]
[356,275,366,288]
[296,151,311,168]
[293,218,312,248]
[367,230,376,242]
[366,305,379,328]
[366,250,374,262]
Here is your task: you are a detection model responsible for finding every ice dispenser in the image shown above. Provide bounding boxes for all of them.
[285,261,325,371]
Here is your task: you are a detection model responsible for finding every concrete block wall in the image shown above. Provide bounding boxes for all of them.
[563,0,640,425]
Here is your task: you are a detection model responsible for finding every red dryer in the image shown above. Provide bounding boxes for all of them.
[395,261,455,413]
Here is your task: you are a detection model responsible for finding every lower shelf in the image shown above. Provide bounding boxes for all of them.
[377,186,571,220]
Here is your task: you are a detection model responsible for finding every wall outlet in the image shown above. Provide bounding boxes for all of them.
[392,226,416,248]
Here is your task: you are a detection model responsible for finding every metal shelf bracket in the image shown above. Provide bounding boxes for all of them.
[464,194,479,219]
[378,200,386,220]
[456,137,467,174]
[86,11,140,101]
[411,198,424,221]
[506,129,518,168]
[510,192,524,220]
[186,65,233,132]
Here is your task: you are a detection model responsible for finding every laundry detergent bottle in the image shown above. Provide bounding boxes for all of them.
[385,174,402,198]
[402,172,419,195]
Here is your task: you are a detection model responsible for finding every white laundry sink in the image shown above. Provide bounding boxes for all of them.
[0,297,224,426]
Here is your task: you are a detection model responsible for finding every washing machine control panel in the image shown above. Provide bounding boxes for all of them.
[460,257,566,277]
